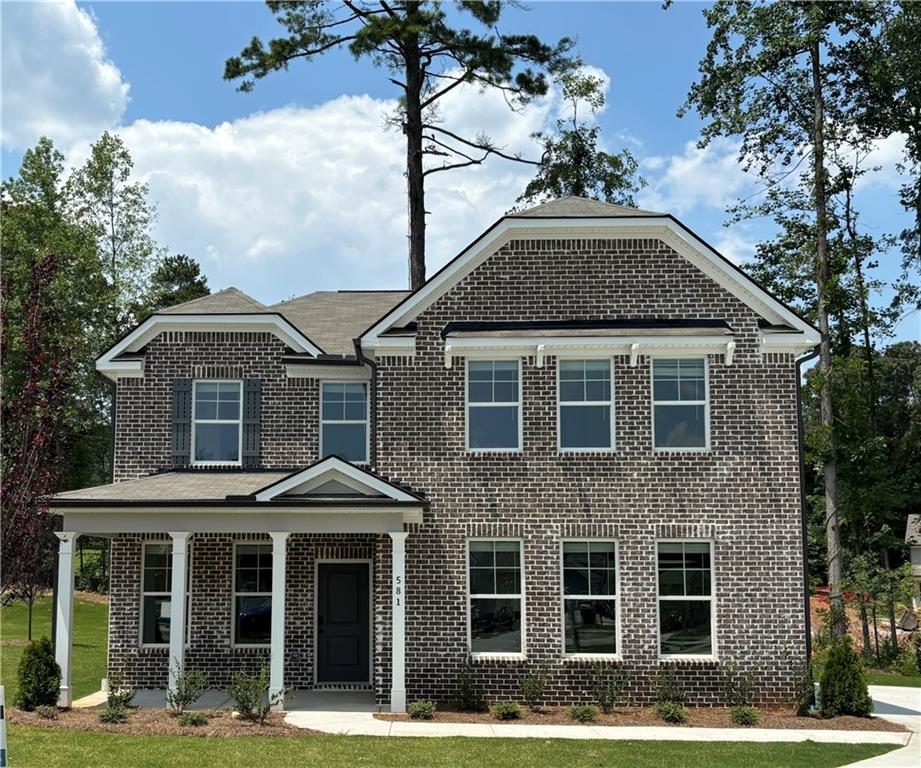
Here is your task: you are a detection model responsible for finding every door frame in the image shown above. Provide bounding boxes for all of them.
[313,558,374,685]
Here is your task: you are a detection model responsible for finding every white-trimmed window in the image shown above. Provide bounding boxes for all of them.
[320,382,368,463]
[652,359,708,449]
[657,541,715,657]
[192,380,242,464]
[558,360,614,450]
[561,540,618,655]
[467,360,521,451]
[468,540,523,654]
[140,542,191,647]
[233,543,272,646]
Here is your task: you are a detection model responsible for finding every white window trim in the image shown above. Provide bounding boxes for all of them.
[556,357,616,453]
[138,540,191,649]
[191,379,244,467]
[231,541,272,649]
[465,358,523,453]
[559,539,621,660]
[656,538,718,661]
[650,356,711,452]
[466,538,526,659]
[319,380,370,465]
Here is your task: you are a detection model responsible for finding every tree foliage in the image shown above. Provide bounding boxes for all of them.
[139,254,210,316]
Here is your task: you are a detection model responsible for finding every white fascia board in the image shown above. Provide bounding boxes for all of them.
[760,331,820,356]
[97,314,324,380]
[360,217,819,346]
[255,456,418,503]
[286,364,372,380]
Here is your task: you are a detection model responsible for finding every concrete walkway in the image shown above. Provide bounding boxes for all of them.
[838,686,920,768]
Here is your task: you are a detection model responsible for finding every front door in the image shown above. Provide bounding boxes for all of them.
[316,562,370,683]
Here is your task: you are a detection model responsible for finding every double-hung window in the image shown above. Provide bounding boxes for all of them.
[657,541,714,657]
[468,540,523,654]
[561,541,618,655]
[192,381,242,464]
[233,543,272,646]
[141,542,191,646]
[320,382,368,463]
[467,360,520,451]
[558,360,614,450]
[652,359,708,449]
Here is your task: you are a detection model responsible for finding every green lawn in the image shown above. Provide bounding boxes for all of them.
[865,669,921,687]
[6,727,899,768]
[1,594,108,702]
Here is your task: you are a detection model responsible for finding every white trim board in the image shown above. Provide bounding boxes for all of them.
[253,456,419,503]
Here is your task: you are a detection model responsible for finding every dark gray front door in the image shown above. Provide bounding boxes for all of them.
[317,562,370,683]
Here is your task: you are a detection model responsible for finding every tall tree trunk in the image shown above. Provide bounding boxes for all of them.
[404,32,426,291]
[882,550,899,651]
[27,598,33,641]
[872,601,881,666]
[859,596,871,655]
[810,33,843,635]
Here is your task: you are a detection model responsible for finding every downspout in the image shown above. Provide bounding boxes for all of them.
[354,338,379,469]
[796,346,820,664]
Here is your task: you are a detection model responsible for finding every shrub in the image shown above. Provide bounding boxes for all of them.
[407,700,436,720]
[892,647,919,677]
[14,637,61,711]
[106,682,135,711]
[591,665,629,714]
[166,661,208,715]
[34,705,57,720]
[792,660,815,716]
[490,701,522,721]
[722,663,756,708]
[457,663,487,713]
[730,705,759,726]
[819,639,873,718]
[227,666,289,724]
[655,667,686,706]
[568,704,599,723]
[655,701,688,724]
[178,711,209,727]
[913,634,921,674]
[519,661,552,711]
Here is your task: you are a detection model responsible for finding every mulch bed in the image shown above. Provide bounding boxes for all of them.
[376,705,907,732]
[9,707,308,737]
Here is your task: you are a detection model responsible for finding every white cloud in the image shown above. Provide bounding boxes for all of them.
[711,229,758,265]
[1,0,129,150]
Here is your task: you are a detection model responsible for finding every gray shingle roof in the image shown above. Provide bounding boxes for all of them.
[512,195,663,218]
[160,287,269,314]
[53,471,291,502]
[906,514,921,545]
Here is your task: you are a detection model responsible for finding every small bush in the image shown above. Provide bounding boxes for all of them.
[591,665,629,714]
[568,704,599,723]
[820,639,873,718]
[730,705,759,726]
[227,666,289,724]
[166,661,208,715]
[457,662,487,713]
[34,705,58,720]
[98,704,128,724]
[519,661,552,711]
[14,637,61,711]
[722,663,756,708]
[178,711,209,727]
[491,701,522,721]
[913,634,921,674]
[655,701,688,724]
[892,647,919,677]
[655,667,686,706]
[407,700,436,720]
[106,683,135,711]
[792,660,815,716]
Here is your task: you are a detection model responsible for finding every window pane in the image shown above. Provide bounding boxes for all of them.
[344,401,366,420]
[589,541,616,568]
[142,596,172,644]
[468,362,492,381]
[235,596,272,645]
[217,400,240,420]
[493,382,518,403]
[564,567,589,595]
[322,384,345,401]
[654,404,706,448]
[585,380,610,402]
[560,405,611,449]
[562,542,588,568]
[469,568,495,595]
[468,382,492,403]
[322,422,367,462]
[469,542,494,568]
[659,600,712,655]
[469,405,518,449]
[144,565,170,593]
[559,381,584,402]
[653,379,679,401]
[494,541,520,565]
[564,599,616,654]
[658,569,685,596]
[194,422,240,462]
[590,568,616,596]
[678,359,705,378]
[559,360,584,379]
[679,378,706,401]
[495,568,520,594]
[236,545,260,568]
[494,360,518,378]
[470,598,521,653]
[194,400,218,420]
[195,382,218,399]
[322,401,344,420]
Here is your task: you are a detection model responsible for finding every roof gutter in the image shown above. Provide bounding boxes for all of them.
[354,336,379,468]
[796,346,820,665]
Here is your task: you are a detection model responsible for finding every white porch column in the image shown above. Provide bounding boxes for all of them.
[388,531,408,713]
[167,532,190,693]
[54,532,79,707]
[269,532,290,709]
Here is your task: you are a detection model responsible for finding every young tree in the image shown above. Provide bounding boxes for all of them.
[224,0,576,289]
[516,71,644,208]
[138,254,210,316]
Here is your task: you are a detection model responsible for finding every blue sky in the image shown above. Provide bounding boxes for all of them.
[2,1,917,341]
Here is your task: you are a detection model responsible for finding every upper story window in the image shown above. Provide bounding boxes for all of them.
[558,359,614,451]
[467,360,521,451]
[192,381,242,464]
[652,359,708,450]
[657,541,714,657]
[468,540,523,654]
[321,382,368,463]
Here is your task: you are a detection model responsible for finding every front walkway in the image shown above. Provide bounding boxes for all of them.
[838,686,920,768]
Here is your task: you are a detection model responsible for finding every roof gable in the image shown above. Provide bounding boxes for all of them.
[161,287,269,314]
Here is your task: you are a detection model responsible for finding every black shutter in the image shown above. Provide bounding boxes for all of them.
[171,379,192,466]
[242,379,261,468]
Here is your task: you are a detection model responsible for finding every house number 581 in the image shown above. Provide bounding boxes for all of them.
[395,575,402,606]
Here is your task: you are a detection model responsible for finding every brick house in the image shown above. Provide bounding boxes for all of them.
[50,196,820,711]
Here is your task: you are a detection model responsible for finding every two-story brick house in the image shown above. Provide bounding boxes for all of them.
[50,196,820,711]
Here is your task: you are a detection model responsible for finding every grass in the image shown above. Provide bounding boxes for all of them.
[1,594,108,702]
[5,727,899,768]
[865,669,921,688]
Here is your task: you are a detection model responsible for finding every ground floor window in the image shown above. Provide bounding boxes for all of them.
[468,540,523,654]
[562,540,617,655]
[141,542,190,646]
[657,541,714,656]
[233,543,272,645]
